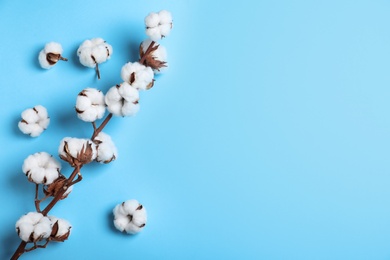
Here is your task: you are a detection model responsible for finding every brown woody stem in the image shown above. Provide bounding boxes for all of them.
[96,63,101,80]
[11,241,27,260]
[59,56,68,61]
[139,41,155,64]
[41,166,81,216]
[34,184,41,213]
[91,113,113,140]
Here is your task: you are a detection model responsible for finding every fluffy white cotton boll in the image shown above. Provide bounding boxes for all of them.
[18,105,50,137]
[105,83,140,117]
[16,212,52,242]
[38,42,67,69]
[48,216,72,241]
[58,137,97,165]
[145,12,160,28]
[140,39,168,73]
[22,152,61,185]
[121,62,154,90]
[75,88,106,122]
[78,47,94,68]
[145,10,173,41]
[113,200,147,234]
[94,132,118,163]
[77,38,113,79]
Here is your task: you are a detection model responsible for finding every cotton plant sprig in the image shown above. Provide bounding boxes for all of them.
[10,10,173,259]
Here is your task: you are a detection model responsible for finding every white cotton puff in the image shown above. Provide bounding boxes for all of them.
[141,39,168,73]
[22,152,61,185]
[94,132,118,163]
[48,216,71,239]
[18,105,50,137]
[15,212,52,242]
[113,199,147,234]
[58,137,97,161]
[145,10,173,41]
[77,38,113,68]
[121,62,154,90]
[75,88,106,122]
[105,83,140,117]
[38,42,63,69]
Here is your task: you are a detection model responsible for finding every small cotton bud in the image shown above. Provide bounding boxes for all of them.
[113,200,147,234]
[38,42,68,69]
[43,175,73,200]
[18,105,50,137]
[140,39,168,73]
[121,62,154,90]
[15,212,52,242]
[105,83,140,117]
[22,152,61,185]
[94,132,118,164]
[48,216,72,242]
[145,10,173,41]
[75,88,106,122]
[58,137,97,166]
[77,38,113,79]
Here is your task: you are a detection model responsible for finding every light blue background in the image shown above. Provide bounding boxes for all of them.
[1,0,390,259]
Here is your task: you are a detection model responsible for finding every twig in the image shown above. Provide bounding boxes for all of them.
[91,113,113,140]
[11,109,114,259]
[34,184,41,213]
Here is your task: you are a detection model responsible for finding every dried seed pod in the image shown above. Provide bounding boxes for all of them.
[139,39,168,73]
[15,212,52,242]
[38,42,68,69]
[48,217,72,242]
[18,105,50,137]
[43,175,73,200]
[113,199,147,234]
[120,62,154,90]
[93,132,118,164]
[22,152,61,185]
[145,10,173,41]
[58,137,97,166]
[77,38,113,79]
[105,82,140,117]
[75,88,106,122]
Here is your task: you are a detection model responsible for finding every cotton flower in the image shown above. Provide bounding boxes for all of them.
[145,10,173,41]
[58,137,97,166]
[105,83,140,117]
[121,62,154,90]
[77,38,113,79]
[15,212,52,242]
[140,39,167,73]
[22,152,61,185]
[18,105,50,137]
[48,216,71,242]
[113,200,147,234]
[94,132,118,163]
[43,175,73,200]
[38,42,68,69]
[75,88,106,122]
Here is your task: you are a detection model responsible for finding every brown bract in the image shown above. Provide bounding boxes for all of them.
[43,176,69,200]
[46,52,68,65]
[60,141,95,167]
[50,221,71,242]
[139,43,167,71]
